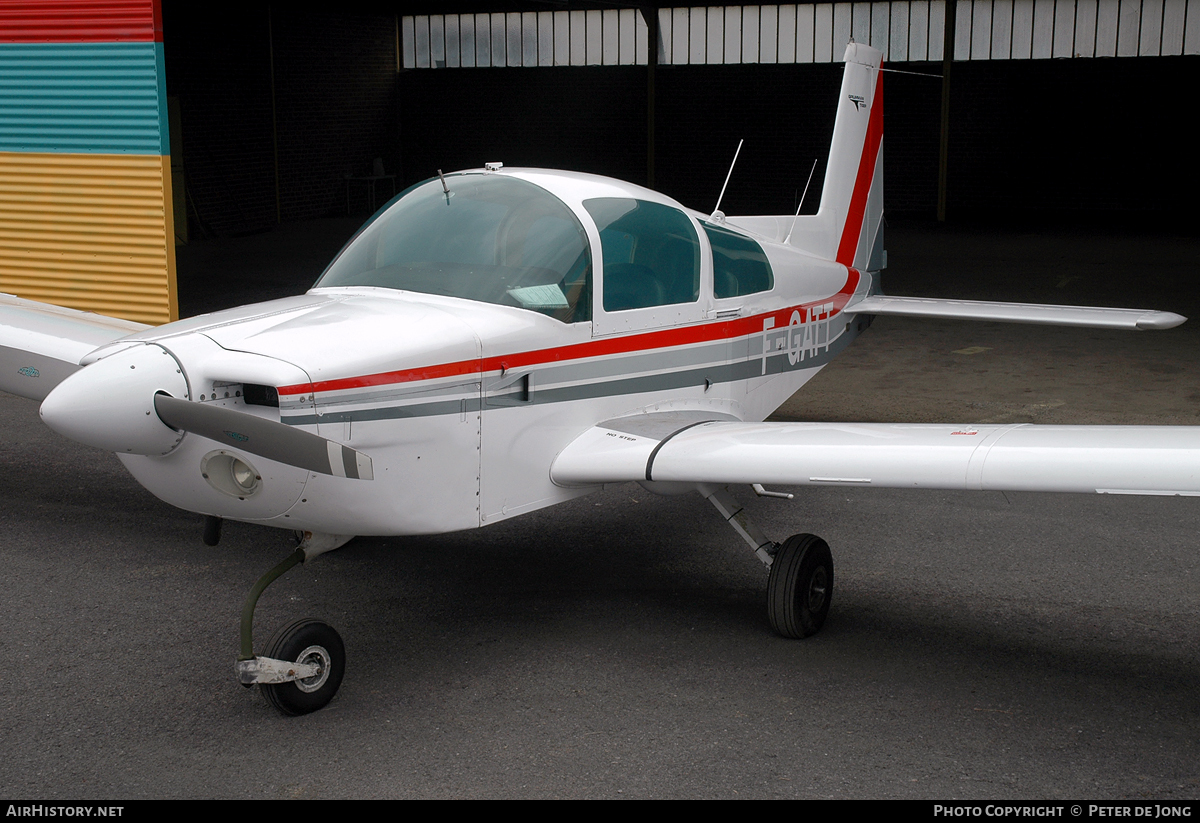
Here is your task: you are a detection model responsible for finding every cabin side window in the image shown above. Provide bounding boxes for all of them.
[703,223,774,298]
[583,198,701,312]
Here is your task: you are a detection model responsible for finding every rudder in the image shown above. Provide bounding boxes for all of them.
[819,42,884,270]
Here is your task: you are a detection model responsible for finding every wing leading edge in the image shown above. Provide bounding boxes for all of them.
[844,295,1186,330]
[0,293,147,401]
[552,415,1200,496]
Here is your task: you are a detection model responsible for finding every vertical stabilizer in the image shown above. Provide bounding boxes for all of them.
[733,43,884,267]
[816,42,884,269]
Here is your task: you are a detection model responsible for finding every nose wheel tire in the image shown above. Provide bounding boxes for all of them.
[260,618,345,716]
[767,533,833,639]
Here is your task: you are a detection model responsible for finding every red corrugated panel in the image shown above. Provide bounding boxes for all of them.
[0,0,160,43]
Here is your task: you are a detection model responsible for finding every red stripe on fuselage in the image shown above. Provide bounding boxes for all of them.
[278,270,862,397]
[835,70,884,267]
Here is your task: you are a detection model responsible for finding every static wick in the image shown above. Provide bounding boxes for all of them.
[783,158,819,245]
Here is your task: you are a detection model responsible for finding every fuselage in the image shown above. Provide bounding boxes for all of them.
[86,168,874,535]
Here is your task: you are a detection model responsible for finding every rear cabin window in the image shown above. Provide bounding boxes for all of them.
[584,198,701,312]
[703,223,774,298]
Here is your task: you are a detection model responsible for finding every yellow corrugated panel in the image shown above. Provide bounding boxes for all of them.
[0,151,177,325]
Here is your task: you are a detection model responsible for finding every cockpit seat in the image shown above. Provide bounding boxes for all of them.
[603,263,665,311]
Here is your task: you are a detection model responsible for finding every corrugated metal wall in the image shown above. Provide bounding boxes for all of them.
[404,1,1200,67]
[0,0,176,325]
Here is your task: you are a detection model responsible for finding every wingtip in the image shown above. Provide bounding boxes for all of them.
[1136,312,1187,330]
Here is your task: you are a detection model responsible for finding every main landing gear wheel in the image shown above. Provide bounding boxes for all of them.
[767,533,833,639]
[260,618,346,716]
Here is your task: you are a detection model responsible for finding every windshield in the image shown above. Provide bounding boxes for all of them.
[316,174,592,322]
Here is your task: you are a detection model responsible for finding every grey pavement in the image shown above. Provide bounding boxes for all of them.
[1,219,1197,799]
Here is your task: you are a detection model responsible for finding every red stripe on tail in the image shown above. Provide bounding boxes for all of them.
[835,70,884,267]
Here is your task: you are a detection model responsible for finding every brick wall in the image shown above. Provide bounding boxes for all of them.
[273,11,399,222]
[397,59,942,219]
[945,56,1196,222]
[396,65,648,192]
[164,4,277,237]
[401,57,1200,223]
[164,2,1197,236]
[164,3,398,236]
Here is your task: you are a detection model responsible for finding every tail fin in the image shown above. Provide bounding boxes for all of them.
[735,43,884,269]
[817,42,884,271]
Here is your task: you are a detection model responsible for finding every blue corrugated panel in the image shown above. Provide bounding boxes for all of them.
[0,41,167,154]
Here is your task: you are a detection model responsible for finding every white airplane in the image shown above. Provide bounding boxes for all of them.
[2,43,1196,716]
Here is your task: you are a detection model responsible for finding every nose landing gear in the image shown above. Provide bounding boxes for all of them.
[259,618,345,716]
[233,532,354,715]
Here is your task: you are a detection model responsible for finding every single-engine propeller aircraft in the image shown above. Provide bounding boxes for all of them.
[2,43,1197,715]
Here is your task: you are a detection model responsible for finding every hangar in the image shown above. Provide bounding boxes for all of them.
[3,1,1199,796]
[1,0,1196,323]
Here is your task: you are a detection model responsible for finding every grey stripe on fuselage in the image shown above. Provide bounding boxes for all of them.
[283,334,740,415]
[511,334,738,387]
[279,379,481,413]
[282,321,860,427]
[290,394,481,425]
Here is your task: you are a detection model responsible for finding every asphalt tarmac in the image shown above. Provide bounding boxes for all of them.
[1,220,1197,799]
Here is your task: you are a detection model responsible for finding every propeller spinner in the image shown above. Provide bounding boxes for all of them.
[40,343,372,479]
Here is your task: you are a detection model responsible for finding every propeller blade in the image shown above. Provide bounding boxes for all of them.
[153,394,373,480]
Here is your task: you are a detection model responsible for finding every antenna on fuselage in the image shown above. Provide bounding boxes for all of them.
[710,139,743,221]
[783,158,819,245]
[438,169,453,204]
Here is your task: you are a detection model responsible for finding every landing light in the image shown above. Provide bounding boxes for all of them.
[201,450,262,499]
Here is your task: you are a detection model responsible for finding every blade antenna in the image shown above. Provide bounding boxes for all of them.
[783,158,819,245]
[711,138,743,220]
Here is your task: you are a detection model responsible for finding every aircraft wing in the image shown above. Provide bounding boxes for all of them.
[0,293,148,401]
[844,295,1186,330]
[552,413,1200,496]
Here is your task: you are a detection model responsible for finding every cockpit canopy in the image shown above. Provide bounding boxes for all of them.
[316,173,592,322]
[316,170,775,324]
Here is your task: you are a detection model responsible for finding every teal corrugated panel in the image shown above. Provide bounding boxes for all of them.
[0,41,167,154]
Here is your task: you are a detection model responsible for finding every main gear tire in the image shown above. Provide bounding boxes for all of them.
[767,533,833,639]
